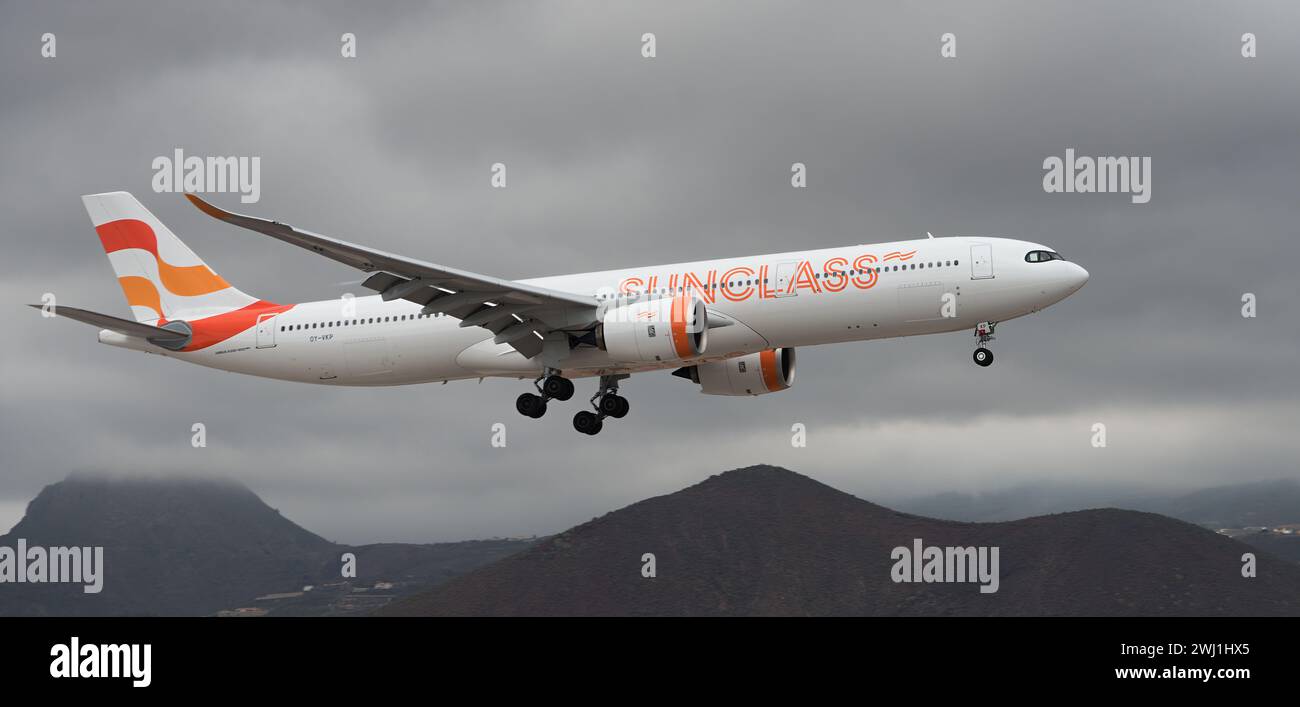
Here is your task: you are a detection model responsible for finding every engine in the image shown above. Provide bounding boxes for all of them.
[673,347,796,396]
[597,295,708,363]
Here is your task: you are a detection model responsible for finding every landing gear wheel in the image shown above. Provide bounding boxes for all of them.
[598,394,630,419]
[542,375,574,401]
[516,393,547,418]
[573,410,603,435]
[973,348,993,367]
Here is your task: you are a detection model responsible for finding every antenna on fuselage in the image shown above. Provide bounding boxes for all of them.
[926,231,935,239]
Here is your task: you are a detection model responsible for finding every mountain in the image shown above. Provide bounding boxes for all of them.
[1240,534,1300,565]
[382,465,1300,617]
[892,485,1142,523]
[0,474,530,616]
[893,478,1300,528]
[1143,479,1300,529]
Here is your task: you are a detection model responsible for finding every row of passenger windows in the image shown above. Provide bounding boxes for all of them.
[283,257,972,324]
[280,312,443,332]
[595,259,962,298]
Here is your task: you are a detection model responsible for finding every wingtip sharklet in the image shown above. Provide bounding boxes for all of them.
[184,192,228,220]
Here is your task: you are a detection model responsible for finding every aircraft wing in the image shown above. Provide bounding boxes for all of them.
[186,195,598,358]
[29,305,190,344]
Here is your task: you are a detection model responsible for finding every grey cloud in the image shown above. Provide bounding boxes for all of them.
[2,1,1297,543]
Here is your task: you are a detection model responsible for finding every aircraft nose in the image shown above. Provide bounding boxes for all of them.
[1066,263,1089,292]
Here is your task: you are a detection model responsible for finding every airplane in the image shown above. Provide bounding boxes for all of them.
[35,191,1088,435]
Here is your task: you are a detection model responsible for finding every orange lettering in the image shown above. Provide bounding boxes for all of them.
[822,257,848,292]
[851,254,878,289]
[720,266,755,302]
[793,260,822,294]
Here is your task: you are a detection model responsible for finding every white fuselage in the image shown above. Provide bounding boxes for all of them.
[98,237,1088,385]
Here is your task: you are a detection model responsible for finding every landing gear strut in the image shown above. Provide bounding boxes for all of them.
[516,370,575,419]
[973,321,996,367]
[573,374,629,435]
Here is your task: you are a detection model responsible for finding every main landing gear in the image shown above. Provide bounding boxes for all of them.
[515,371,629,435]
[972,321,996,367]
[515,371,575,419]
[573,374,630,436]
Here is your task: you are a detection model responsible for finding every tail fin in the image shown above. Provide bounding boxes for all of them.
[82,191,258,323]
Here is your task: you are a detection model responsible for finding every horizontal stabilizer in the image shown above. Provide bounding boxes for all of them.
[28,305,190,343]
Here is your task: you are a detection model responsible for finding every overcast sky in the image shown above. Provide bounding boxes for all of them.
[2,1,1297,543]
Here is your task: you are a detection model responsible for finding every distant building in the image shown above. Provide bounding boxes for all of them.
[254,591,305,601]
[217,607,269,617]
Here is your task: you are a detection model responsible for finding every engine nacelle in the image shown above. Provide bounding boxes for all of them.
[598,295,708,363]
[675,347,796,396]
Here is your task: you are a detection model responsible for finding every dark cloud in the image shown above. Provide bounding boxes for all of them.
[2,1,1297,542]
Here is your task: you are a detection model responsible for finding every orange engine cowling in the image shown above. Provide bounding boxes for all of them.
[673,347,796,396]
[597,295,708,363]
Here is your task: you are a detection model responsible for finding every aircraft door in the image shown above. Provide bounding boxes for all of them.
[255,314,278,348]
[970,244,994,280]
[774,261,798,297]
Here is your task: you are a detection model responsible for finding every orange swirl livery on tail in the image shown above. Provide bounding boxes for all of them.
[115,276,166,321]
[81,191,287,350]
[96,218,233,296]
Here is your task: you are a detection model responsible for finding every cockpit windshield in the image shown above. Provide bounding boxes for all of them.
[1025,250,1064,263]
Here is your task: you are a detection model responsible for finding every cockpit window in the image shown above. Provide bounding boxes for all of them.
[1025,250,1064,263]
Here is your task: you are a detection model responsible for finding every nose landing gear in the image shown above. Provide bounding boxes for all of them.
[973,321,996,367]
[573,374,629,435]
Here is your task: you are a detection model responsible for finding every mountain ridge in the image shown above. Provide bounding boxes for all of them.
[0,474,529,616]
[382,465,1300,617]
